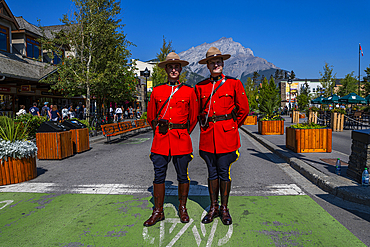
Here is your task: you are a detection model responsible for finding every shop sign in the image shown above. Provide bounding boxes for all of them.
[21,85,31,91]
[0,87,10,92]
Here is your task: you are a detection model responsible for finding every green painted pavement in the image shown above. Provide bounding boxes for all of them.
[0,193,364,246]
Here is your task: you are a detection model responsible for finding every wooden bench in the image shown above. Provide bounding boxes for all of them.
[101,120,150,142]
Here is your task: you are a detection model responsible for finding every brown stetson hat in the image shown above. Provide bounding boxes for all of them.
[198,47,231,64]
[158,52,189,68]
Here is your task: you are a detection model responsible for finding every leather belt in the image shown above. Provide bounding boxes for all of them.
[168,123,189,130]
[209,114,234,123]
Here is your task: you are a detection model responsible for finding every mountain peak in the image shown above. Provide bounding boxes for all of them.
[179,37,277,79]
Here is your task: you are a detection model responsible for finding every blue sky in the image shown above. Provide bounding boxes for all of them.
[7,0,370,79]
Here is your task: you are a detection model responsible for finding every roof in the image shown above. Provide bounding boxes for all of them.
[0,50,55,81]
[0,0,20,30]
[42,24,71,39]
[15,16,43,36]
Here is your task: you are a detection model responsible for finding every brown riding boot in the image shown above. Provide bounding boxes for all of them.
[143,183,165,227]
[220,180,232,225]
[201,179,220,224]
[178,183,190,223]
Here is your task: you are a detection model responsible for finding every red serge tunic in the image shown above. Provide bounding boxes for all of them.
[194,74,249,153]
[147,83,199,156]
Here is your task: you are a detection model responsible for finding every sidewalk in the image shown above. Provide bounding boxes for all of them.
[240,116,370,206]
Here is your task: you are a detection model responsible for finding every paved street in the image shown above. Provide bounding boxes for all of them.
[0,126,369,246]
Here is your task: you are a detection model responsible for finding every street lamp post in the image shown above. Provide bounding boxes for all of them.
[287,78,293,111]
[143,67,150,113]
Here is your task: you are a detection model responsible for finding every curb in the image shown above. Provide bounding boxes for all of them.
[240,126,370,206]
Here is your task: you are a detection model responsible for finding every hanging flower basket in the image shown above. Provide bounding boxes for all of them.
[0,140,38,185]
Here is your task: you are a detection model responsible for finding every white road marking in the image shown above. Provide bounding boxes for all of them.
[0,200,14,210]
[0,183,305,196]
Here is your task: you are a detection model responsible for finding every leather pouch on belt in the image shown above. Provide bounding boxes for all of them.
[198,112,209,128]
[158,119,169,134]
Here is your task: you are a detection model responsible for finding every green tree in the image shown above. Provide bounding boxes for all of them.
[259,76,281,117]
[39,0,136,121]
[338,72,358,96]
[362,65,370,96]
[296,80,310,111]
[319,63,337,97]
[252,71,260,85]
[152,36,187,87]
[244,77,258,111]
[274,69,283,81]
[290,70,296,80]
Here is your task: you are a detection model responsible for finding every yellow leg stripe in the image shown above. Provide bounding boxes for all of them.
[228,150,240,181]
[187,153,193,181]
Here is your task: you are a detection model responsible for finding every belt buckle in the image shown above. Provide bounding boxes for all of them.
[168,122,173,130]
[211,115,216,123]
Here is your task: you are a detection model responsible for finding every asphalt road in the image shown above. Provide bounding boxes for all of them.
[1,127,369,246]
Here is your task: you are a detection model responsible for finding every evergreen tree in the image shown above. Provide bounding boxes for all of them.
[39,0,136,121]
[259,76,281,118]
[296,80,310,111]
[362,65,370,96]
[319,63,337,97]
[338,72,358,96]
[244,77,258,112]
[252,71,260,85]
[290,70,296,80]
[152,36,187,87]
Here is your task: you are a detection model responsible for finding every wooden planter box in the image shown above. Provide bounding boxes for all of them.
[243,116,257,125]
[36,131,73,159]
[71,128,90,153]
[0,156,37,186]
[286,127,332,153]
[330,112,344,132]
[258,120,284,135]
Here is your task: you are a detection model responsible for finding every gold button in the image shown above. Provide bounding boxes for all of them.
[214,111,216,114]
[170,118,172,120]
[214,101,216,103]
[170,107,172,109]
[232,127,235,129]
[242,92,245,95]
[196,99,198,101]
[203,96,205,98]
[160,99,162,102]
[182,100,184,102]
[226,94,228,96]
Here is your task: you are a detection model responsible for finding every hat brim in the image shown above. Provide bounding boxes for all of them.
[198,54,231,64]
[158,60,189,68]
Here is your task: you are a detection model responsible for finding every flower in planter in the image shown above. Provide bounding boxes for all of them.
[259,114,285,121]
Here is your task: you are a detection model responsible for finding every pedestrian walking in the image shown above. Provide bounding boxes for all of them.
[194,47,249,225]
[115,105,122,121]
[29,102,40,116]
[41,102,50,118]
[61,105,69,119]
[50,105,61,121]
[144,52,198,227]
[16,105,26,116]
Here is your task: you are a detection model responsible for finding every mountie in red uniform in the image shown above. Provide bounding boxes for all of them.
[147,82,198,156]
[195,74,249,154]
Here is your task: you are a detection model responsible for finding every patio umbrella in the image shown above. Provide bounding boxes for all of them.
[365,94,370,104]
[322,94,340,104]
[311,96,325,104]
[339,92,367,104]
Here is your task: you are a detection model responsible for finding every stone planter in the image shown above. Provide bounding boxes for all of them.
[243,116,257,125]
[0,156,37,186]
[258,120,284,135]
[286,127,332,153]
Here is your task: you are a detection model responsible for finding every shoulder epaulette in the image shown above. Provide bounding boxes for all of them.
[154,83,166,88]
[225,76,238,80]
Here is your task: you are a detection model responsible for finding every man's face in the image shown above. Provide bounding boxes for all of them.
[165,63,182,80]
[207,58,224,76]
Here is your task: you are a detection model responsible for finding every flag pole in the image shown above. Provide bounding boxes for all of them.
[359,43,361,95]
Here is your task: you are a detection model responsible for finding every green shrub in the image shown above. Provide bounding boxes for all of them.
[0,116,30,141]
[290,122,326,129]
[140,112,147,120]
[14,114,48,139]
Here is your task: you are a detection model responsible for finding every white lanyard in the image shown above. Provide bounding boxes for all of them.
[161,84,180,119]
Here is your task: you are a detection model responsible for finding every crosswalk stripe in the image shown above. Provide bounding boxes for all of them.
[0,183,305,196]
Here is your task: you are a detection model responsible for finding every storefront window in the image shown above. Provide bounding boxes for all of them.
[0,25,9,52]
[0,94,13,117]
[26,36,41,59]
